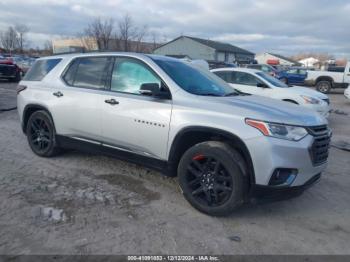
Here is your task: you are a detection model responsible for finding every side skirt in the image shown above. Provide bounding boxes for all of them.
[56,135,173,176]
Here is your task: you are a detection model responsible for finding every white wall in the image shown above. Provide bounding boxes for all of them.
[255,53,294,66]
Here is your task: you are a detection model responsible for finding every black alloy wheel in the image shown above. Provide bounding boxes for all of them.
[178,141,246,216]
[26,110,60,157]
[186,155,233,207]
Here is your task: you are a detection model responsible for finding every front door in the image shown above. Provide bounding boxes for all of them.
[101,57,172,160]
[230,71,268,96]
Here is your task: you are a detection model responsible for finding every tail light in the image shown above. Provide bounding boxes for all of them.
[16,85,27,94]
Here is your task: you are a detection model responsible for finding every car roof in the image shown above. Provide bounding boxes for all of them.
[37,52,156,61]
[211,67,262,74]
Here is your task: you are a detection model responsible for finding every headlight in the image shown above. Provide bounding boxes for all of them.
[245,119,308,141]
[301,95,320,104]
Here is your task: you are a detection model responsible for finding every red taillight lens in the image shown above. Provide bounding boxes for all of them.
[16,85,27,94]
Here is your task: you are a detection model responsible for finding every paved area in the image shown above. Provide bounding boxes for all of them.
[0,82,349,255]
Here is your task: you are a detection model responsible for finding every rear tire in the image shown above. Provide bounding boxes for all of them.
[178,141,246,216]
[316,81,331,94]
[26,110,61,157]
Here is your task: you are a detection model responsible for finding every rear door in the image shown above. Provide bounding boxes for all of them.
[49,56,113,141]
[100,56,172,160]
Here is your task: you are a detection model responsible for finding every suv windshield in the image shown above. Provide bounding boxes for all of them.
[256,72,289,88]
[152,57,238,96]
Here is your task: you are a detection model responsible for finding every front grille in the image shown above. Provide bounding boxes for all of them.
[307,125,331,166]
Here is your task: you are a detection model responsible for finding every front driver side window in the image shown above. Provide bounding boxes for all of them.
[111,58,161,94]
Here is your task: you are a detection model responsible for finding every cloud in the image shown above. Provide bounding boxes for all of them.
[0,0,349,58]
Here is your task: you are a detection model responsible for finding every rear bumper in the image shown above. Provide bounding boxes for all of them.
[251,173,321,201]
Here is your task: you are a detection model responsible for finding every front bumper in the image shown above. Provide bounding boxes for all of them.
[251,173,321,201]
[245,133,329,188]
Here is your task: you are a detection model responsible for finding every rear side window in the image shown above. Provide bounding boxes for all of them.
[23,59,62,81]
[213,71,232,83]
[63,57,113,89]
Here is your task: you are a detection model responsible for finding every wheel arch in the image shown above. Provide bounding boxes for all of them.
[316,76,334,86]
[22,104,55,133]
[168,126,255,187]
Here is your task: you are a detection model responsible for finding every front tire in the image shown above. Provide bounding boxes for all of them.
[26,110,60,157]
[316,81,331,94]
[178,141,246,216]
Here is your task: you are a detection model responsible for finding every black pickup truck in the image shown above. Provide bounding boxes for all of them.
[0,58,21,82]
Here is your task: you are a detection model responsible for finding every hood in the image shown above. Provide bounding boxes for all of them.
[199,94,327,127]
[287,86,328,100]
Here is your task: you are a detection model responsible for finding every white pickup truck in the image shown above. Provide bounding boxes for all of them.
[305,62,350,93]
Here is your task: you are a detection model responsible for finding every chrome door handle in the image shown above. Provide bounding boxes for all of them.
[53,91,63,97]
[105,98,119,105]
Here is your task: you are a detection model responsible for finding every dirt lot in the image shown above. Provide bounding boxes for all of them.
[0,81,349,255]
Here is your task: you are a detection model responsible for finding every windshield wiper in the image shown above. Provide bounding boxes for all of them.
[198,93,222,97]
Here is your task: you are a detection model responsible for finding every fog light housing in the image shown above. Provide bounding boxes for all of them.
[269,168,298,186]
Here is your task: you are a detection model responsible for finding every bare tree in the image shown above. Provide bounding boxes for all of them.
[118,14,135,52]
[15,24,29,53]
[84,17,114,50]
[43,40,53,55]
[135,25,148,52]
[0,26,18,53]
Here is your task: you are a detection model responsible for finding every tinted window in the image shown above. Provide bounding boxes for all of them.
[111,58,161,94]
[62,59,79,86]
[247,65,260,70]
[72,57,113,89]
[256,72,288,88]
[287,69,298,74]
[24,59,62,81]
[213,71,232,83]
[234,71,261,86]
[153,58,238,96]
[261,65,272,73]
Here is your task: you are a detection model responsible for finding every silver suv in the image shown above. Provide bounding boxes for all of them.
[17,53,331,216]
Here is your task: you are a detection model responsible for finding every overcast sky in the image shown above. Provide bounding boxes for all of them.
[0,0,349,58]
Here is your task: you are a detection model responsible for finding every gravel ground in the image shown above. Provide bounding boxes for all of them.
[0,81,350,255]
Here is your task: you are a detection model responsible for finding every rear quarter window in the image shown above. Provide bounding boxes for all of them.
[23,58,62,81]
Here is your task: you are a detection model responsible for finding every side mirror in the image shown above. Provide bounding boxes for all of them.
[257,82,268,88]
[140,83,171,99]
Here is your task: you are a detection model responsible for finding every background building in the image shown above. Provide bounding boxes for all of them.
[153,36,255,64]
[255,52,301,66]
[52,38,98,54]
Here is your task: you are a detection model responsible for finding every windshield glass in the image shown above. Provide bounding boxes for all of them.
[152,57,238,96]
[256,72,289,88]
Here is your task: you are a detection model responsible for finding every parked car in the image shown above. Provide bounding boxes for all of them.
[305,61,350,93]
[246,64,281,78]
[0,57,21,82]
[278,67,308,85]
[17,53,331,216]
[345,86,350,101]
[211,68,330,117]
